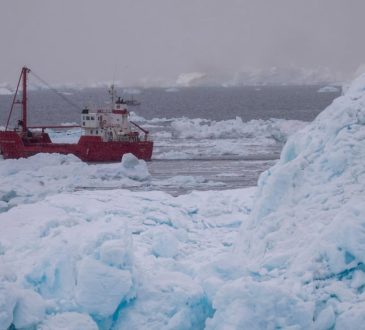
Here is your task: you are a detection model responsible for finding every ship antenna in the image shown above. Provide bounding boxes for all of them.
[108,84,115,110]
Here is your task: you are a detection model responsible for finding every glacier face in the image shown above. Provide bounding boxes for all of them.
[207,73,365,328]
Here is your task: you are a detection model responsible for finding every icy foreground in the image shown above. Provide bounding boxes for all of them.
[0,186,254,329]
[207,74,365,328]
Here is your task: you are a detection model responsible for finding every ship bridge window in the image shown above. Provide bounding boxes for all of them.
[91,116,95,120]
[86,116,90,120]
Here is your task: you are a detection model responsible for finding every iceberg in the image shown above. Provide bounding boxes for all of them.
[317,85,340,93]
[207,73,365,328]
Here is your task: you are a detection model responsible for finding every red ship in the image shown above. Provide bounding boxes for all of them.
[0,67,153,162]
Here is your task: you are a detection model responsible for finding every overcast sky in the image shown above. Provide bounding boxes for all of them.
[1,0,365,86]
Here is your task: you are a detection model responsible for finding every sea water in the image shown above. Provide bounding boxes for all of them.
[0,86,340,194]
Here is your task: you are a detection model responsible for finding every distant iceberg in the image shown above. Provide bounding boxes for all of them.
[176,72,207,87]
[0,87,12,95]
[317,85,340,93]
[165,87,180,92]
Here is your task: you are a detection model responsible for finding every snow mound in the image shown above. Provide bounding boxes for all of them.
[207,73,365,327]
[0,153,150,210]
[317,85,340,93]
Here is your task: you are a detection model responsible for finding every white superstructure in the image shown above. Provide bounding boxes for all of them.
[81,97,138,142]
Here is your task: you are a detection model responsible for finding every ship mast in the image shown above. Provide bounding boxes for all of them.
[21,67,30,133]
[5,66,30,131]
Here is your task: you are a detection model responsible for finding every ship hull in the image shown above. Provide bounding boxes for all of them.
[0,132,153,162]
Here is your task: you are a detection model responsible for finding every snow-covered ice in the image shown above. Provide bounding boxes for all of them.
[1,71,365,328]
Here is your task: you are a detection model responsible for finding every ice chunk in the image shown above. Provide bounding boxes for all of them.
[207,278,313,329]
[314,305,335,330]
[0,284,17,329]
[114,270,213,329]
[99,237,134,269]
[13,288,46,329]
[121,153,141,169]
[336,303,365,329]
[38,312,98,330]
[75,258,133,317]
[151,228,179,258]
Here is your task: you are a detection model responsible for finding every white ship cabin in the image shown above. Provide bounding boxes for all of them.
[81,97,140,142]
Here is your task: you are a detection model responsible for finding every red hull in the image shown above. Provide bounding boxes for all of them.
[0,131,153,162]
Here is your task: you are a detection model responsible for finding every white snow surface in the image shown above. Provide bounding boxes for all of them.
[206,73,365,328]
[1,72,365,328]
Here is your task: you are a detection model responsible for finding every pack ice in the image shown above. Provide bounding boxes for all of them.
[0,72,365,330]
[0,151,255,329]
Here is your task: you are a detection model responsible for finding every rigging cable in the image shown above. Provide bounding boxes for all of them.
[30,70,83,112]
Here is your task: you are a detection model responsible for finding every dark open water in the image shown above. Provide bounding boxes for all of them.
[0,85,339,125]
